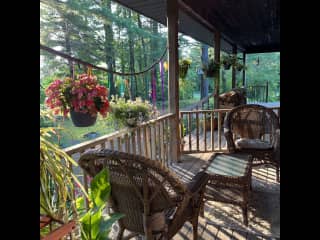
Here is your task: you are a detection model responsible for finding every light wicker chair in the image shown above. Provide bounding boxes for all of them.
[224,104,280,182]
[79,149,209,240]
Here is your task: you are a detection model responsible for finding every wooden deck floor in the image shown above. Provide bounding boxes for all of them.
[110,152,280,240]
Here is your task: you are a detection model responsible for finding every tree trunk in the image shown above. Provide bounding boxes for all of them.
[137,15,149,100]
[102,0,116,97]
[150,19,159,105]
[62,22,74,78]
[127,10,136,100]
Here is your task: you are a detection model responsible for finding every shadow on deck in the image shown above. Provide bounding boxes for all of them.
[170,153,280,240]
[110,152,279,240]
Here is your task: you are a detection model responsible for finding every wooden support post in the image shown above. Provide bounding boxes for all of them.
[232,45,237,88]
[214,31,221,109]
[167,0,180,162]
[242,52,246,87]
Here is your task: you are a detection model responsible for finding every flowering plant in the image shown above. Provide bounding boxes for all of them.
[45,73,110,117]
[109,96,159,128]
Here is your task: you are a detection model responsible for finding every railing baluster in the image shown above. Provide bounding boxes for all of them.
[218,112,222,150]
[151,122,156,160]
[110,139,114,151]
[204,112,207,152]
[157,122,161,161]
[196,112,199,151]
[117,137,121,152]
[160,120,164,165]
[165,118,170,166]
[131,131,136,155]
[146,126,152,159]
[188,113,192,151]
[211,111,215,151]
[180,113,184,153]
[137,128,142,156]
[124,133,129,153]
[143,126,148,158]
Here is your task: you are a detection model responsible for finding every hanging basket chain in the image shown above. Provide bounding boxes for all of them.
[40,44,168,76]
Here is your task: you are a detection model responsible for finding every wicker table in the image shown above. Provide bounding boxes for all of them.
[201,153,253,226]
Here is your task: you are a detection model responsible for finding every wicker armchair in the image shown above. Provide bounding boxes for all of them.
[79,149,209,240]
[224,104,280,182]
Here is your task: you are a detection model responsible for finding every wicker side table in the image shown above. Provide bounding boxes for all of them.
[201,153,253,226]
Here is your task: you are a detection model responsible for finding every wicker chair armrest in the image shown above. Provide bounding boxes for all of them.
[186,171,209,196]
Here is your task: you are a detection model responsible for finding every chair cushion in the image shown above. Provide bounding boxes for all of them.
[235,138,272,150]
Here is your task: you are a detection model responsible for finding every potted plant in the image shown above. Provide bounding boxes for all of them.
[234,62,247,71]
[221,54,237,70]
[179,59,192,79]
[45,71,110,127]
[110,97,159,128]
[203,59,220,77]
[40,110,88,237]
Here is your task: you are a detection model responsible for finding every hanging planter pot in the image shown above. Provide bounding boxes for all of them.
[179,59,192,79]
[179,65,189,79]
[70,110,97,127]
[205,60,220,77]
[223,63,232,70]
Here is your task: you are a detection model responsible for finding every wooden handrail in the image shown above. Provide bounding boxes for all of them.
[180,106,280,154]
[41,221,76,240]
[64,113,174,155]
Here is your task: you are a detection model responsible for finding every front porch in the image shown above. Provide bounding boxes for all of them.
[105,152,279,239]
[64,106,280,239]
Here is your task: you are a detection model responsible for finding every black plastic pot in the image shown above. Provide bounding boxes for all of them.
[70,110,97,127]
[223,63,231,70]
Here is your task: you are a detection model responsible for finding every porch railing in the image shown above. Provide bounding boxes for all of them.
[63,106,279,201]
[246,82,269,103]
[64,113,175,199]
[180,106,280,154]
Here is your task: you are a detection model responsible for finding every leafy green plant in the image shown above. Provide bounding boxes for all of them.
[110,96,159,128]
[179,59,192,79]
[234,61,247,71]
[40,109,88,234]
[203,59,220,77]
[221,54,237,70]
[76,168,124,240]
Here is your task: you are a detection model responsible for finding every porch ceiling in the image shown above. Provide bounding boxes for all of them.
[112,0,280,54]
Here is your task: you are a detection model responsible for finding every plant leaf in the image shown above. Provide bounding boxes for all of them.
[90,168,110,207]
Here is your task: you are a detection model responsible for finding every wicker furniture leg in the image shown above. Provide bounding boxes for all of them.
[242,185,249,226]
[192,219,198,240]
[117,226,124,240]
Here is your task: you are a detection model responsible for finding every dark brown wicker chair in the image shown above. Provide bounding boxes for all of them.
[79,149,209,240]
[224,104,280,182]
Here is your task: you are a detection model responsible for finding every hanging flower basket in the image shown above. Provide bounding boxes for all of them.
[45,69,110,127]
[204,59,220,77]
[223,63,232,70]
[179,59,192,79]
[70,110,97,127]
[110,97,159,128]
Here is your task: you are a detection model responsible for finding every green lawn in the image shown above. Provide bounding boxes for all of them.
[48,115,116,148]
[43,96,203,148]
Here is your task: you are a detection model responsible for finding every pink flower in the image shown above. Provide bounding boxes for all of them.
[45,73,110,118]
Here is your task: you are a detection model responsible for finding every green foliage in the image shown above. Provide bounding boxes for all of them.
[40,110,88,225]
[77,169,124,240]
[179,59,192,79]
[109,96,158,128]
[221,54,237,69]
[204,59,220,77]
